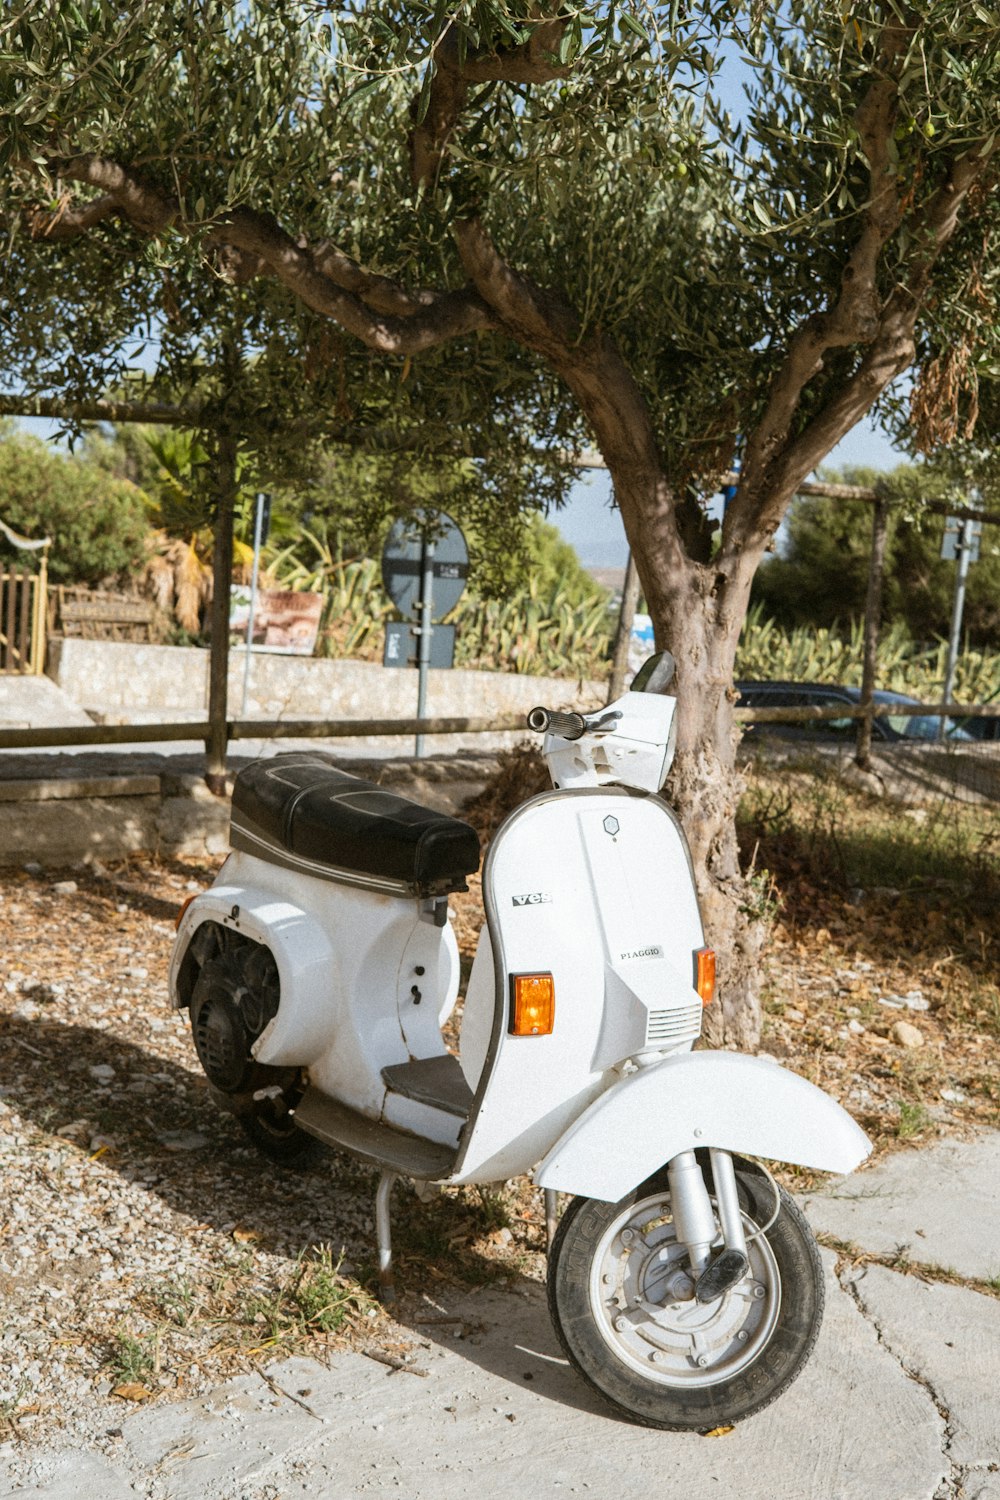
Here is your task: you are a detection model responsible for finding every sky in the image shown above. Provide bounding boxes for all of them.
[554,414,903,568]
[12,406,903,570]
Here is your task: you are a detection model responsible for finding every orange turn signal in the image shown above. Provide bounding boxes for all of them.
[509,972,555,1036]
[695,947,716,1006]
[175,893,198,930]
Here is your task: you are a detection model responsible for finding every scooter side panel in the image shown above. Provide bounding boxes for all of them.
[170,876,340,1066]
[451,789,707,1185]
[171,852,458,1121]
[534,1050,873,1201]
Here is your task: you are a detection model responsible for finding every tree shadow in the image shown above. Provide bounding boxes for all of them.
[19,852,221,926]
[0,1013,612,1419]
[0,1014,335,1259]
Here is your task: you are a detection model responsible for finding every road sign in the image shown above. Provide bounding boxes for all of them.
[383,623,456,670]
[381,510,469,621]
[941,516,982,563]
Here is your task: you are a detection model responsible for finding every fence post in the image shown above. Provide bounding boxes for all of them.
[31,546,49,674]
[205,426,237,794]
[856,489,890,770]
[607,551,641,703]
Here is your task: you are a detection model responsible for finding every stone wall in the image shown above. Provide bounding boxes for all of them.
[47,638,602,755]
[0,752,496,868]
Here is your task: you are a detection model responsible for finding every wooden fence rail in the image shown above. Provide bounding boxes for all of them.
[0,712,528,751]
[0,701,997,753]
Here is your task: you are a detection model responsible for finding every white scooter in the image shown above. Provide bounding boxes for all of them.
[169,653,870,1431]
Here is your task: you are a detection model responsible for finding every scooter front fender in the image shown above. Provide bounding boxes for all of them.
[534,1050,871,1202]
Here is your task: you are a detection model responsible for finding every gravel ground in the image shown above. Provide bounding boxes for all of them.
[2,830,996,1450]
[0,854,539,1449]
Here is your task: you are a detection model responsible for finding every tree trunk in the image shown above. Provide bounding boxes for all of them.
[663,590,764,1050]
[612,470,766,1051]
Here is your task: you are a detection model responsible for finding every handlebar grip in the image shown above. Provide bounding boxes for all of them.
[527,707,588,740]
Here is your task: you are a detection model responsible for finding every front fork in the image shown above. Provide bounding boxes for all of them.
[667,1148,750,1301]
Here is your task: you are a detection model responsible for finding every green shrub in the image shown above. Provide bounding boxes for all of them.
[736,603,1000,704]
[0,428,149,585]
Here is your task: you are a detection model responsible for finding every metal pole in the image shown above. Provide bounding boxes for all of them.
[240,491,266,718]
[414,535,435,758]
[606,550,641,703]
[939,518,974,742]
[856,491,889,769]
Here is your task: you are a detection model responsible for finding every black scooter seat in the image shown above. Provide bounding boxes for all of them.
[230,754,481,896]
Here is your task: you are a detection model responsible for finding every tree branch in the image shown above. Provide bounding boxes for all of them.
[717,19,995,568]
[410,13,570,190]
[30,193,121,239]
[33,155,496,354]
[452,214,692,588]
[735,69,904,497]
[722,139,997,563]
[451,215,579,358]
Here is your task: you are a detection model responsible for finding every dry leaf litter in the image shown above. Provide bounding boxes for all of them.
[1,747,997,1446]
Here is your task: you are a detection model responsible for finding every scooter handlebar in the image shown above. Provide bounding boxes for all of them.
[527,707,588,740]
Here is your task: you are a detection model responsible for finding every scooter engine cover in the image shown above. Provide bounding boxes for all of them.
[230,755,481,895]
[191,973,258,1094]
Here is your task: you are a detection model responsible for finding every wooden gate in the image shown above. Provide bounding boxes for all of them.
[0,560,48,674]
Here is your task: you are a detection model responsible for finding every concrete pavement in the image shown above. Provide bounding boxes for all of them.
[3,1132,999,1500]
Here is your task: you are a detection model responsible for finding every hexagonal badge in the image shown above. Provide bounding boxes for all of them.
[603,815,620,837]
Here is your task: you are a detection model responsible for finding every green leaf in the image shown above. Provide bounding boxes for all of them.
[620,12,648,41]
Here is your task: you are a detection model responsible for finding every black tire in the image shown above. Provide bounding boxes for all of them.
[235,1087,325,1167]
[190,943,323,1170]
[547,1164,824,1431]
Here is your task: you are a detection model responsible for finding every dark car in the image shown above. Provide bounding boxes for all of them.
[955,701,1000,741]
[735,681,975,744]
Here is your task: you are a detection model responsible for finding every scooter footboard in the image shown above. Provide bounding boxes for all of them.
[534,1050,871,1201]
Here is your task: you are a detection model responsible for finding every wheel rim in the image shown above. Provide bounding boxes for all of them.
[587,1189,781,1388]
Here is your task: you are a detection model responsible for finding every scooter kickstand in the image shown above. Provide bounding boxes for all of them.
[375,1170,399,1304]
[544,1189,559,1254]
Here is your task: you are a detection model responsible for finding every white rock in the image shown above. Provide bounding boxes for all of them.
[890,1020,924,1049]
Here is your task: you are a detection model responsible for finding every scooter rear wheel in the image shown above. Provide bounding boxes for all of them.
[547,1164,823,1430]
[236,1087,324,1167]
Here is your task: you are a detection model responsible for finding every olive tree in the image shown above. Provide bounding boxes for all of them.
[3,0,1000,1045]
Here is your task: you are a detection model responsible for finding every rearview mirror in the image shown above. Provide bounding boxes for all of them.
[630,651,676,694]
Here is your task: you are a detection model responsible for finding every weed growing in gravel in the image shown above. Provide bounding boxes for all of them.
[896,1100,933,1140]
[0,1377,33,1433]
[244,1246,374,1348]
[149,1275,198,1328]
[473,1185,512,1232]
[107,1330,156,1386]
[975,984,1000,1039]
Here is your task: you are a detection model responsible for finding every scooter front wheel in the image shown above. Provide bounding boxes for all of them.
[547,1164,824,1430]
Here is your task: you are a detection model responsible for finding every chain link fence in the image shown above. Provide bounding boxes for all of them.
[738,699,1000,804]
